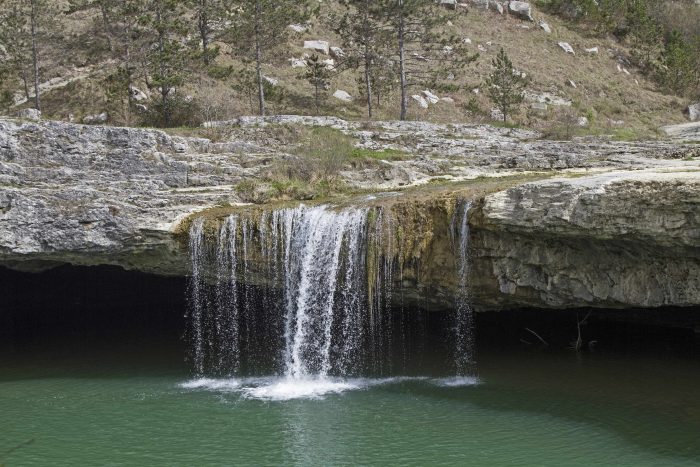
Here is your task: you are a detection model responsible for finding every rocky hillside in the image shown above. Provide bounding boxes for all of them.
[2,0,699,137]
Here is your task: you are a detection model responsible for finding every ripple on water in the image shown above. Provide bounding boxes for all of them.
[431,376,481,387]
[178,376,450,401]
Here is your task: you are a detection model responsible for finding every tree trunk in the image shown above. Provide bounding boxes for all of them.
[22,74,30,100]
[100,3,114,52]
[30,0,40,111]
[314,81,319,116]
[362,1,373,119]
[254,2,265,116]
[198,0,210,65]
[162,87,170,127]
[156,7,170,127]
[397,0,407,121]
[124,27,133,127]
[364,57,373,119]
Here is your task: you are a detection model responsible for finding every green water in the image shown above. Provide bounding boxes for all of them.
[2,346,700,467]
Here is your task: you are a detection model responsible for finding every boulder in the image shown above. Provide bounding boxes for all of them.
[333,90,353,102]
[412,95,429,109]
[322,58,335,70]
[288,24,308,33]
[263,76,278,86]
[439,0,457,8]
[585,46,599,54]
[467,0,489,8]
[421,90,440,104]
[508,1,533,21]
[539,21,551,33]
[525,91,572,107]
[130,86,148,102]
[491,1,504,14]
[290,58,307,68]
[558,42,575,54]
[330,47,345,58]
[303,40,330,55]
[577,116,589,127]
[685,102,700,122]
[82,112,108,125]
[17,108,41,121]
[491,108,504,121]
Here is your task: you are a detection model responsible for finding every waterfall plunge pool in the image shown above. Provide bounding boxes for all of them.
[2,265,700,465]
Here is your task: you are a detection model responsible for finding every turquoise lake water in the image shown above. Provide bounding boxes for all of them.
[2,344,699,466]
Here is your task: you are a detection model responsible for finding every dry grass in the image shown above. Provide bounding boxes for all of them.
[12,2,693,138]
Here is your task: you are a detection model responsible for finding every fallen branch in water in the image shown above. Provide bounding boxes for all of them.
[525,327,549,346]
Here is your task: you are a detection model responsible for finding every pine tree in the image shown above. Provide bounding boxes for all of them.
[303,54,331,115]
[0,0,54,111]
[658,30,697,97]
[484,48,529,123]
[190,0,233,65]
[93,0,144,125]
[225,0,312,116]
[0,2,31,103]
[626,0,661,69]
[382,0,477,120]
[332,0,392,118]
[141,0,191,127]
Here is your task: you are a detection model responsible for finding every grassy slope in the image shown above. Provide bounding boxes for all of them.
[15,2,692,137]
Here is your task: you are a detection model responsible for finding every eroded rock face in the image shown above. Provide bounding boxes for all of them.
[471,170,700,309]
[1,116,698,313]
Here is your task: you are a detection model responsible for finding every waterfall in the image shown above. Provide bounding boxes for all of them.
[186,201,476,380]
[187,205,371,378]
[452,200,475,375]
[187,218,206,376]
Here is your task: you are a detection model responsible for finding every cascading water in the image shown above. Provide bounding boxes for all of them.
[186,200,477,394]
[452,200,476,376]
[187,205,374,379]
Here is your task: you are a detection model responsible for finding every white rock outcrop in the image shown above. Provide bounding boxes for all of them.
[330,47,345,58]
[333,90,353,102]
[303,40,330,55]
[421,90,440,104]
[16,109,41,121]
[508,1,533,21]
[412,95,429,109]
[686,102,700,122]
[288,24,308,33]
[82,112,109,125]
[558,42,575,54]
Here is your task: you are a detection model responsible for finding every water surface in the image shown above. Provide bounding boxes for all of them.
[2,346,699,466]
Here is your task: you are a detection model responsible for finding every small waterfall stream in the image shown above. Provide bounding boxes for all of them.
[452,200,475,375]
[186,201,476,383]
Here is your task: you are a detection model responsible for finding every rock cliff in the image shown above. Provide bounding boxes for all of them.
[1,116,698,311]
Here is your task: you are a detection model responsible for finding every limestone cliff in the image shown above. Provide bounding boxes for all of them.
[1,116,698,311]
